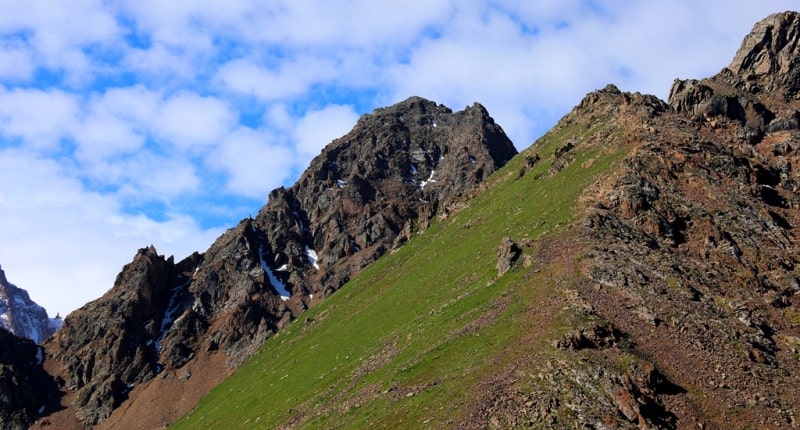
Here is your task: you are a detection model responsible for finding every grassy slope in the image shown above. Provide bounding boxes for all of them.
[171,101,628,429]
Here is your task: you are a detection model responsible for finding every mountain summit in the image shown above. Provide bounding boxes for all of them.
[36,96,517,427]
[0,265,61,344]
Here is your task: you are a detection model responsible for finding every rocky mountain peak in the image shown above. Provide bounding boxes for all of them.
[38,96,517,427]
[668,11,800,142]
[0,265,60,344]
[728,11,800,99]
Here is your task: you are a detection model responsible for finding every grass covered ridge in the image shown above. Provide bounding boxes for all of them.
[171,93,636,429]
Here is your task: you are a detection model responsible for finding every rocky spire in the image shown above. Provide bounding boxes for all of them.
[669,11,800,139]
[728,11,800,99]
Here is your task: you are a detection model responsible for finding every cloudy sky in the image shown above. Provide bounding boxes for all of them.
[0,1,793,317]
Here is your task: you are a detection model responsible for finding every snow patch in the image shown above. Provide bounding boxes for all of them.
[155,281,189,353]
[276,263,289,272]
[35,346,43,365]
[337,179,347,188]
[410,163,418,175]
[37,405,44,415]
[0,312,10,329]
[419,170,436,190]
[259,246,291,300]
[468,155,476,163]
[305,246,320,270]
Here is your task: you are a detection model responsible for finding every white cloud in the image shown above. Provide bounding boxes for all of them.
[0,0,121,84]
[123,44,197,82]
[154,92,237,149]
[216,56,338,101]
[0,148,220,317]
[0,42,34,81]
[207,127,293,198]
[0,87,79,151]
[293,104,359,159]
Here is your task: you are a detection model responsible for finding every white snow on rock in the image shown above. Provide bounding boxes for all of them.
[419,170,436,190]
[305,246,320,270]
[259,246,291,300]
[0,265,59,344]
[337,179,347,188]
[155,280,190,354]
[410,163,418,175]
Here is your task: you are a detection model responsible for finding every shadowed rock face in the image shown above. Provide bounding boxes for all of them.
[0,327,59,429]
[41,96,517,426]
[578,12,800,428]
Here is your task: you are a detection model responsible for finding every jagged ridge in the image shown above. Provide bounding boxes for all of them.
[37,96,517,428]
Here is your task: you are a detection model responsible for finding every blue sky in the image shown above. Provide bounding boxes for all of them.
[0,1,793,317]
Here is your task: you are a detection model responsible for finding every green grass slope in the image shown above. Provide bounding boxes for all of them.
[171,90,635,429]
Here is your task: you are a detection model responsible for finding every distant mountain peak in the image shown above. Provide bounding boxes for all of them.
[0,265,60,344]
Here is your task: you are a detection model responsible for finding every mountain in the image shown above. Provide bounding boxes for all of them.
[166,12,800,429]
[0,265,61,344]
[33,97,517,428]
[10,10,800,430]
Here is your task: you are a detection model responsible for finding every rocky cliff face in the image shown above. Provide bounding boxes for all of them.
[0,327,59,430]
[578,11,800,428]
[39,97,516,427]
[0,265,61,344]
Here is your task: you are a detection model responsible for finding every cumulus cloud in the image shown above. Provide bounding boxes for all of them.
[154,92,237,149]
[206,127,293,198]
[293,104,360,160]
[0,148,221,316]
[0,87,79,151]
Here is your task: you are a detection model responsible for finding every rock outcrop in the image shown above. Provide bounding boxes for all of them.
[40,96,517,427]
[0,265,61,344]
[579,11,800,428]
[0,327,59,430]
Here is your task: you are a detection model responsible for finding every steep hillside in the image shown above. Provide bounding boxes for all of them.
[172,12,800,430]
[32,97,516,428]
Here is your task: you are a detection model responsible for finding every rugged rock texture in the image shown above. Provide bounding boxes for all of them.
[456,13,800,428]
[0,265,61,344]
[46,246,199,424]
[39,96,516,427]
[578,12,800,428]
[0,327,59,429]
